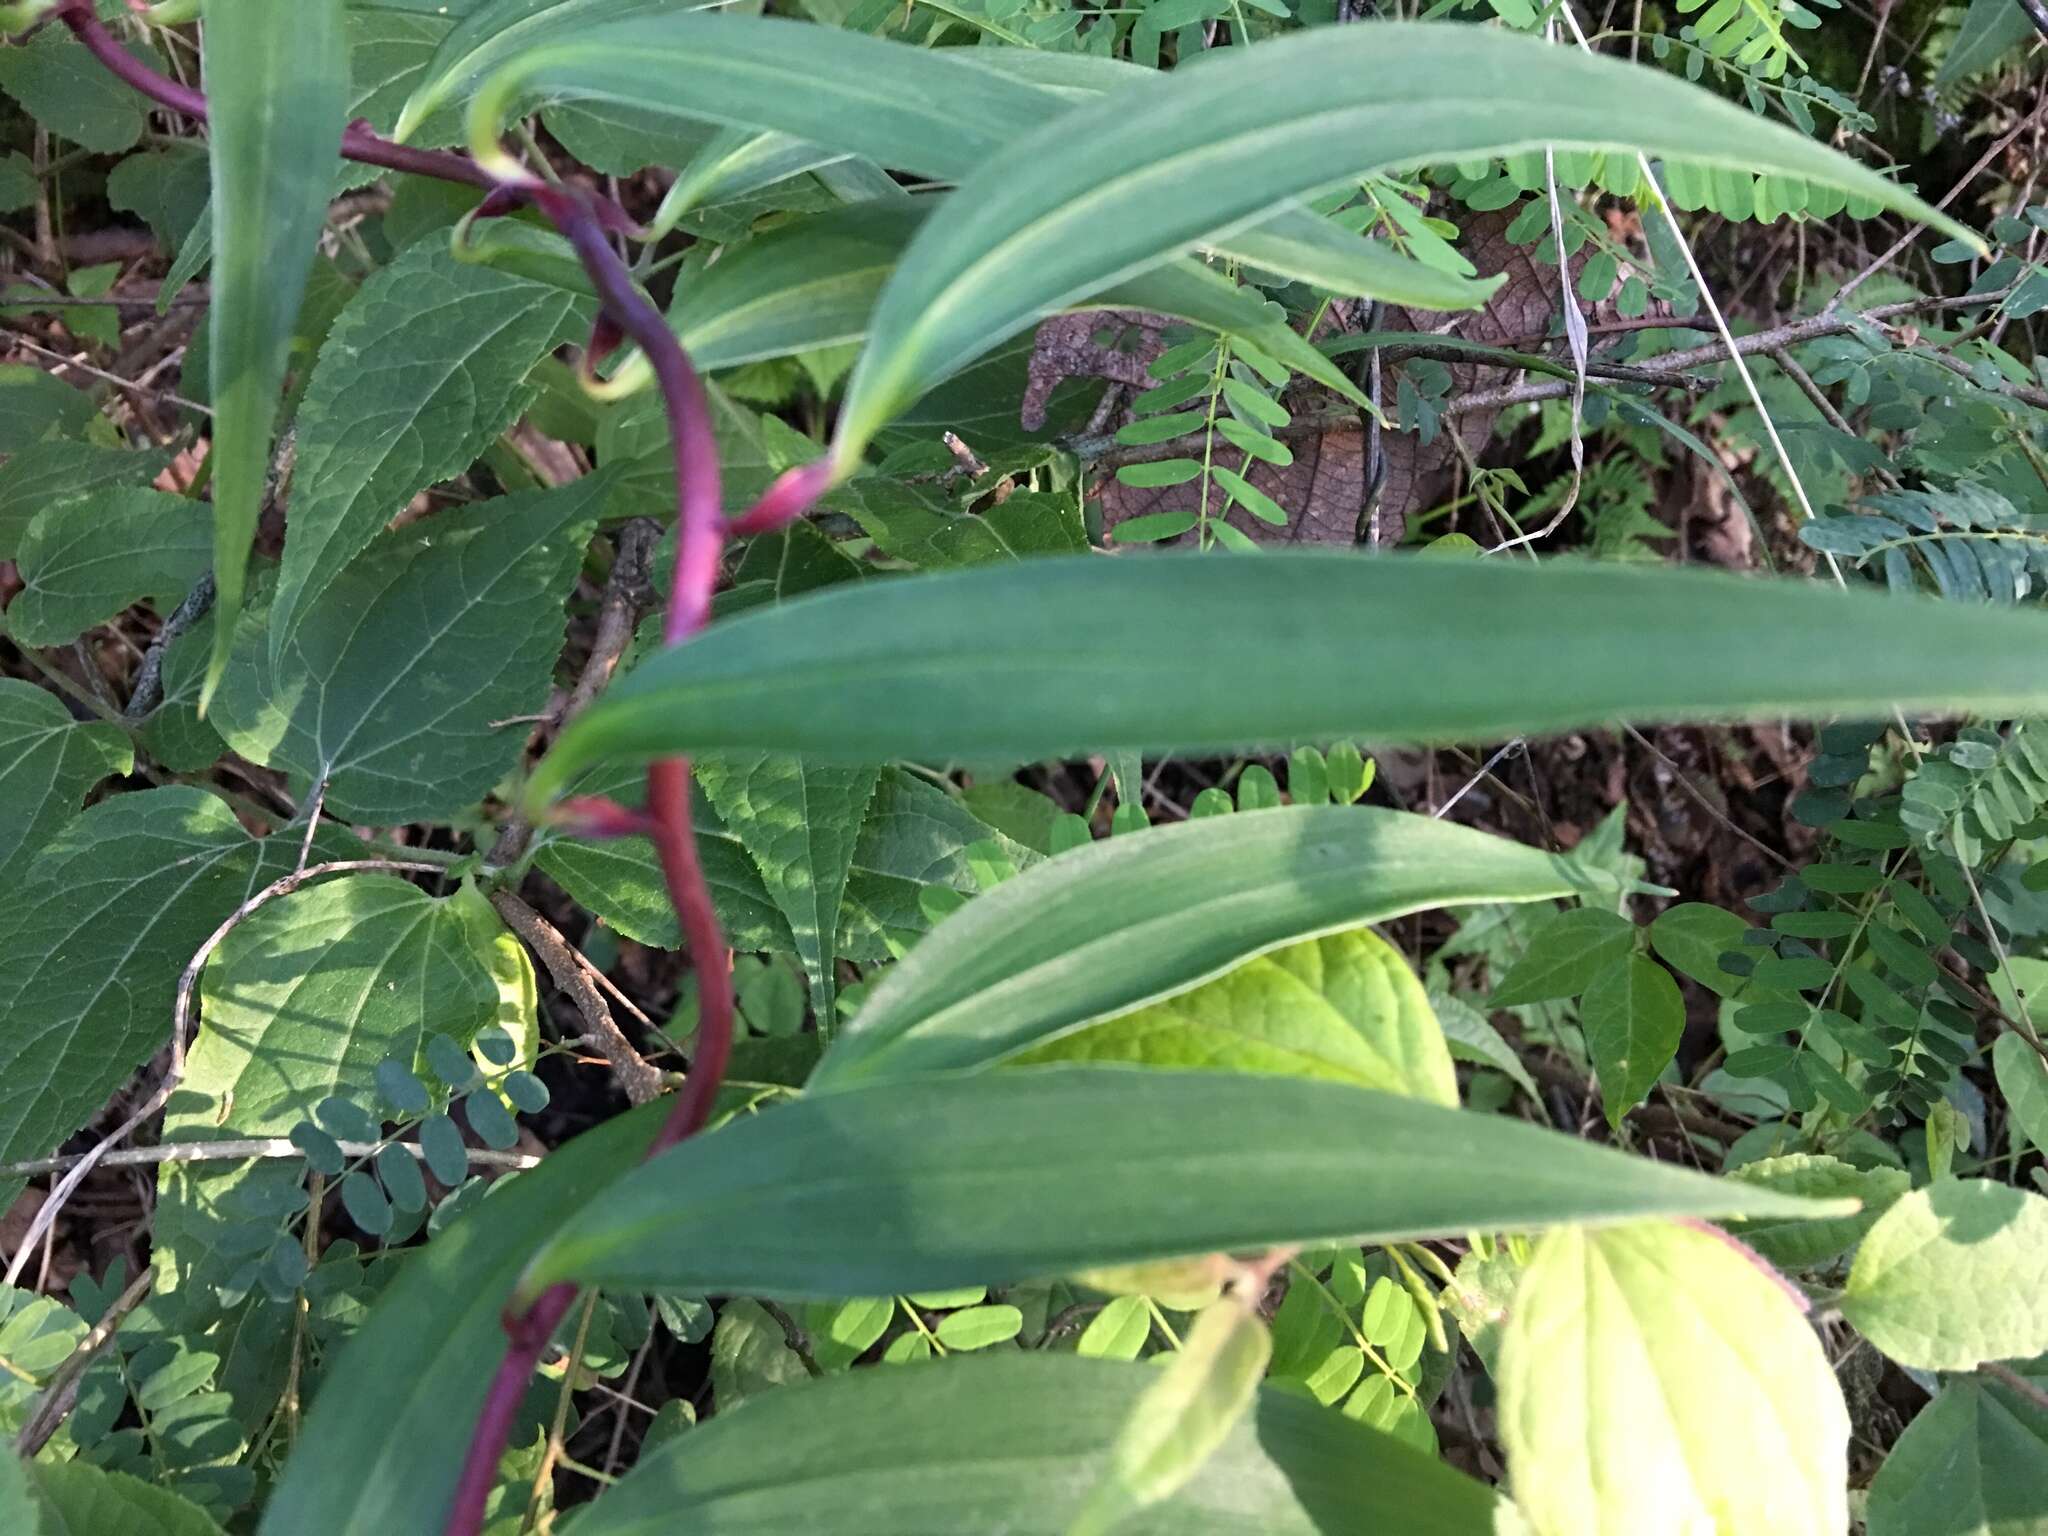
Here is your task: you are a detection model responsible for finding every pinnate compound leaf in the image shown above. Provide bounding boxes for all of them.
[1581,954,1684,1127]
[154,877,503,1313]
[1489,906,1634,1005]
[1019,927,1457,1106]
[529,554,2048,807]
[1994,1033,2048,1158]
[267,239,590,655]
[1722,1153,1910,1270]
[0,678,130,884]
[1499,1221,1848,1536]
[258,1104,666,1536]
[832,22,1968,454]
[26,1461,225,1536]
[694,753,881,1023]
[514,1068,1854,1301]
[201,0,349,706]
[1647,900,1750,997]
[1843,1179,2048,1370]
[215,476,606,823]
[1865,1366,2048,1536]
[563,1354,1506,1535]
[0,789,344,1206]
[6,487,208,647]
[812,805,1596,1090]
[1070,1300,1271,1536]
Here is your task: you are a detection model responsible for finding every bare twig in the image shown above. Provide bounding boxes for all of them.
[0,859,445,1288]
[123,570,213,720]
[0,1138,539,1179]
[490,890,662,1105]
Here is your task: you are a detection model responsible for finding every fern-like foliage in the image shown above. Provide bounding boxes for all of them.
[1901,721,2048,862]
[1675,0,1834,81]
[1801,483,2048,602]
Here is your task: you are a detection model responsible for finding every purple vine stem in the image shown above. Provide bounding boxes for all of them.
[24,5,839,1532]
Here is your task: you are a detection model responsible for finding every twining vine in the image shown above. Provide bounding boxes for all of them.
[20,3,838,1530]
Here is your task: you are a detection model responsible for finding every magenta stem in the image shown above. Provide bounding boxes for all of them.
[58,0,499,190]
[36,6,838,1523]
[444,1283,578,1530]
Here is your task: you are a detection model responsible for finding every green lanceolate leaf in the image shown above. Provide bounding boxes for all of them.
[811,805,1593,1090]
[1843,1179,2048,1371]
[563,1354,1506,1536]
[5,487,208,647]
[1580,954,1683,1127]
[1488,906,1634,1005]
[1069,1301,1273,1536]
[513,1068,1850,1302]
[831,22,1971,455]
[257,1103,665,1536]
[1935,0,2034,89]
[1499,1221,1848,1536]
[215,476,605,824]
[0,789,337,1203]
[266,239,589,659]
[528,553,2048,814]
[1018,927,1458,1106]
[642,199,1364,411]
[201,0,349,708]
[1864,1366,2048,1536]
[0,678,130,883]
[394,0,710,142]
[694,754,880,1025]
[154,876,503,1315]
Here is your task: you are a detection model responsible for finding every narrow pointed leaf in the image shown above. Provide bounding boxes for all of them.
[558,1355,1507,1535]
[1069,1301,1272,1536]
[201,0,348,708]
[527,553,2048,810]
[514,1068,1853,1302]
[1499,1221,1849,1536]
[833,22,1971,452]
[810,805,1593,1090]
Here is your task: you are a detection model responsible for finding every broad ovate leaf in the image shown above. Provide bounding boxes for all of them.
[1993,1033,2048,1158]
[1019,927,1457,1106]
[1722,1153,1910,1270]
[1499,1220,1848,1536]
[201,0,348,707]
[1488,906,1633,1006]
[512,1068,1852,1302]
[1865,1366,2048,1536]
[1843,1179,2048,1370]
[810,805,1595,1090]
[528,554,2048,809]
[0,677,130,883]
